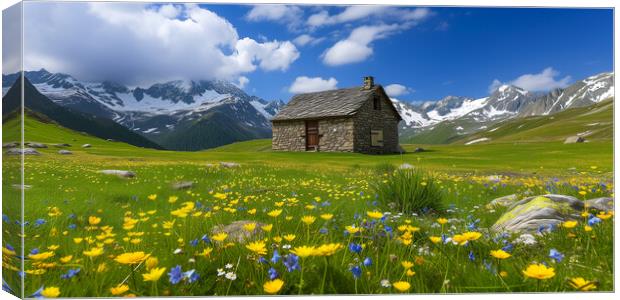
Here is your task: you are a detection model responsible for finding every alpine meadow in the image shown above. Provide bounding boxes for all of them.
[1,2,615,298]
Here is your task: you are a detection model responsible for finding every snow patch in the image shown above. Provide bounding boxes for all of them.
[465,137,490,145]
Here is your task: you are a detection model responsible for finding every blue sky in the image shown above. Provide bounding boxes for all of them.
[15,3,614,102]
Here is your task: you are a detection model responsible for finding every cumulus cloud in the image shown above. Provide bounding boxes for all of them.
[288,76,338,94]
[2,3,22,74]
[235,76,249,89]
[489,68,572,93]
[245,5,303,31]
[384,84,413,97]
[22,3,300,85]
[322,24,399,66]
[308,6,431,28]
[292,34,324,47]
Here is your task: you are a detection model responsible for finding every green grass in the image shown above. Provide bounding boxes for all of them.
[1,114,614,297]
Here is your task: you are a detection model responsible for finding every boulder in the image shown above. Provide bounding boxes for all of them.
[25,142,47,148]
[172,181,194,190]
[53,143,71,147]
[492,194,613,233]
[82,144,92,148]
[487,194,518,208]
[12,184,32,190]
[585,197,613,211]
[413,147,425,153]
[398,163,414,170]
[212,220,265,243]
[564,136,585,144]
[492,194,582,233]
[99,170,136,178]
[219,162,240,168]
[106,139,116,142]
[58,150,73,155]
[3,142,18,148]
[5,148,40,155]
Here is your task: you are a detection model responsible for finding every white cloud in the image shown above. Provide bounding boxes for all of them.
[322,24,399,66]
[245,5,303,31]
[292,34,324,47]
[235,76,249,89]
[385,84,413,97]
[2,3,22,74]
[308,6,431,27]
[489,68,572,93]
[289,76,338,94]
[22,3,300,85]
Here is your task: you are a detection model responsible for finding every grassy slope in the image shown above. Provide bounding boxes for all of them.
[457,99,613,144]
[2,114,613,175]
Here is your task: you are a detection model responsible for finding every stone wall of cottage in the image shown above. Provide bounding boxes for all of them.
[271,118,355,152]
[353,93,400,154]
[317,118,355,152]
[271,120,306,151]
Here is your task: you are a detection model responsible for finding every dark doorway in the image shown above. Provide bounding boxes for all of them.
[305,120,319,150]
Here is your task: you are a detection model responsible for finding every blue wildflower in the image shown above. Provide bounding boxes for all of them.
[30,248,39,255]
[283,254,300,272]
[350,265,362,279]
[268,267,278,280]
[319,228,328,234]
[271,250,281,264]
[190,239,199,247]
[348,243,362,254]
[549,249,564,263]
[588,216,602,226]
[363,257,372,267]
[468,251,475,261]
[29,286,44,298]
[68,224,77,230]
[184,269,199,283]
[168,265,184,284]
[2,214,9,223]
[61,268,80,279]
[201,234,210,244]
[2,279,14,294]
[258,257,268,264]
[501,243,514,252]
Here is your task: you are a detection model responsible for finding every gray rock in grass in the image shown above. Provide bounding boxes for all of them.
[5,148,40,155]
[172,181,194,190]
[58,150,73,155]
[99,170,136,178]
[212,220,265,243]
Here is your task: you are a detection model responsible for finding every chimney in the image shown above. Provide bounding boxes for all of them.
[362,76,374,90]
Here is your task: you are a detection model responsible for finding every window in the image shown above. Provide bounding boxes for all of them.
[373,97,381,110]
[371,129,384,147]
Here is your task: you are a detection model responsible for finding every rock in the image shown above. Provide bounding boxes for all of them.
[398,163,414,169]
[564,136,585,144]
[492,194,583,233]
[219,162,240,168]
[585,197,613,211]
[12,184,32,190]
[212,220,265,243]
[25,142,47,148]
[53,143,71,147]
[3,142,18,148]
[82,144,92,148]
[487,194,518,208]
[5,148,40,155]
[172,181,194,190]
[106,139,116,142]
[413,147,425,153]
[58,150,72,155]
[99,170,136,178]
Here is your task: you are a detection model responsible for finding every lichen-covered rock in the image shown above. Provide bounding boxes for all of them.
[219,162,240,168]
[172,181,194,190]
[99,170,136,178]
[58,150,73,155]
[3,142,18,148]
[487,194,518,208]
[25,142,47,148]
[491,194,584,233]
[564,136,585,144]
[5,148,40,155]
[212,220,265,243]
[585,197,613,211]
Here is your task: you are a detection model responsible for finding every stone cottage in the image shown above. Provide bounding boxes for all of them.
[271,76,402,154]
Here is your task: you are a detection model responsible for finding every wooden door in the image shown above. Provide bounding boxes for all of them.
[305,120,319,150]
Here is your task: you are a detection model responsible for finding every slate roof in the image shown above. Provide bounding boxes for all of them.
[272,85,401,121]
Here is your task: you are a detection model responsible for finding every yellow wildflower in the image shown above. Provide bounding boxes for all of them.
[212,232,228,242]
[110,284,129,296]
[522,263,555,280]
[263,279,284,294]
[114,252,149,265]
[142,267,166,282]
[490,249,511,259]
[301,215,316,225]
[367,211,383,219]
[568,277,597,291]
[392,281,411,292]
[246,241,268,256]
[563,220,578,228]
[290,246,317,258]
[41,287,60,298]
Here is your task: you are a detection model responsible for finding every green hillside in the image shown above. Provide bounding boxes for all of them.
[457,98,612,145]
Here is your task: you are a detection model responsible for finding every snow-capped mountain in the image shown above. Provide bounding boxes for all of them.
[2,69,285,150]
[393,72,613,130]
[395,71,614,143]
